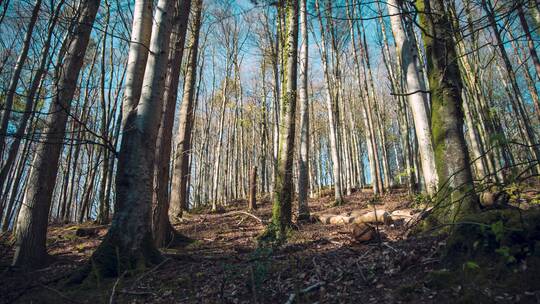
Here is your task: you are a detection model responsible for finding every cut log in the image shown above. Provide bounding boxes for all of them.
[349,209,369,217]
[353,210,392,225]
[329,215,354,225]
[352,223,375,242]
[391,209,414,220]
[317,214,333,224]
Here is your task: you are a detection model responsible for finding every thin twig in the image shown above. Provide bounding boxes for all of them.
[225,211,267,224]
[109,271,126,304]
[284,282,325,304]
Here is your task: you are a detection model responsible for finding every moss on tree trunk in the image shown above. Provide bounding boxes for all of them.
[416,0,479,224]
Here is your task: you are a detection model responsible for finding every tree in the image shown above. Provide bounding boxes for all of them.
[417,0,479,221]
[170,0,203,221]
[12,0,100,268]
[263,0,299,242]
[0,0,42,158]
[87,0,176,278]
[153,0,192,247]
[297,0,310,220]
[386,0,438,195]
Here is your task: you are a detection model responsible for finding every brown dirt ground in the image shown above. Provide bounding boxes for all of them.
[0,189,538,303]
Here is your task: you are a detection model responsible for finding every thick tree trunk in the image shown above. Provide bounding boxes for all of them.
[417,0,478,221]
[264,0,299,242]
[88,0,175,278]
[12,0,100,268]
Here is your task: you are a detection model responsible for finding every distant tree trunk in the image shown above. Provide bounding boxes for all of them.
[170,0,202,221]
[264,0,299,242]
[387,0,438,195]
[315,0,344,205]
[297,0,310,220]
[345,0,380,195]
[211,60,230,211]
[0,0,63,197]
[517,3,540,80]
[249,166,257,210]
[417,0,479,221]
[152,0,191,248]
[88,0,175,278]
[0,0,42,158]
[12,0,100,268]
[482,0,540,168]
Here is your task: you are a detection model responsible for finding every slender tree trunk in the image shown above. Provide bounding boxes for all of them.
[249,166,257,210]
[170,0,202,221]
[0,0,42,158]
[387,0,438,195]
[153,0,191,247]
[297,0,310,219]
[517,3,540,80]
[12,0,100,268]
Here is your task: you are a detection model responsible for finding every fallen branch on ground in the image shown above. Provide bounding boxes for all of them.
[284,282,325,304]
[224,211,267,224]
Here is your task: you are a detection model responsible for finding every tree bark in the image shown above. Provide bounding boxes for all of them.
[264,0,299,242]
[387,0,438,195]
[153,0,191,247]
[417,0,479,221]
[170,0,202,221]
[88,0,175,278]
[12,0,100,268]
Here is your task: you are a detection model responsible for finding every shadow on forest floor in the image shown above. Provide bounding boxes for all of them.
[1,189,539,303]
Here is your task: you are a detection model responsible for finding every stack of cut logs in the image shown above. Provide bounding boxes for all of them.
[316,208,425,242]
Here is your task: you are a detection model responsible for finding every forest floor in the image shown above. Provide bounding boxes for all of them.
[1,188,539,303]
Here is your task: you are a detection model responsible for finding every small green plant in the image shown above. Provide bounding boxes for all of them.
[463,260,480,271]
[504,183,523,205]
[495,246,517,264]
[411,192,431,208]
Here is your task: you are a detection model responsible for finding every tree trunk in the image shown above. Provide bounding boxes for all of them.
[297,0,310,220]
[264,0,299,242]
[0,0,42,158]
[249,166,257,210]
[153,0,191,247]
[417,0,479,221]
[87,0,175,278]
[170,0,203,221]
[387,0,438,195]
[12,0,100,268]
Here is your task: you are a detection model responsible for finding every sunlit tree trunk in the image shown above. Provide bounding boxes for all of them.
[297,0,310,220]
[170,0,202,220]
[265,0,299,241]
[387,0,438,195]
[153,0,191,246]
[88,0,175,278]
